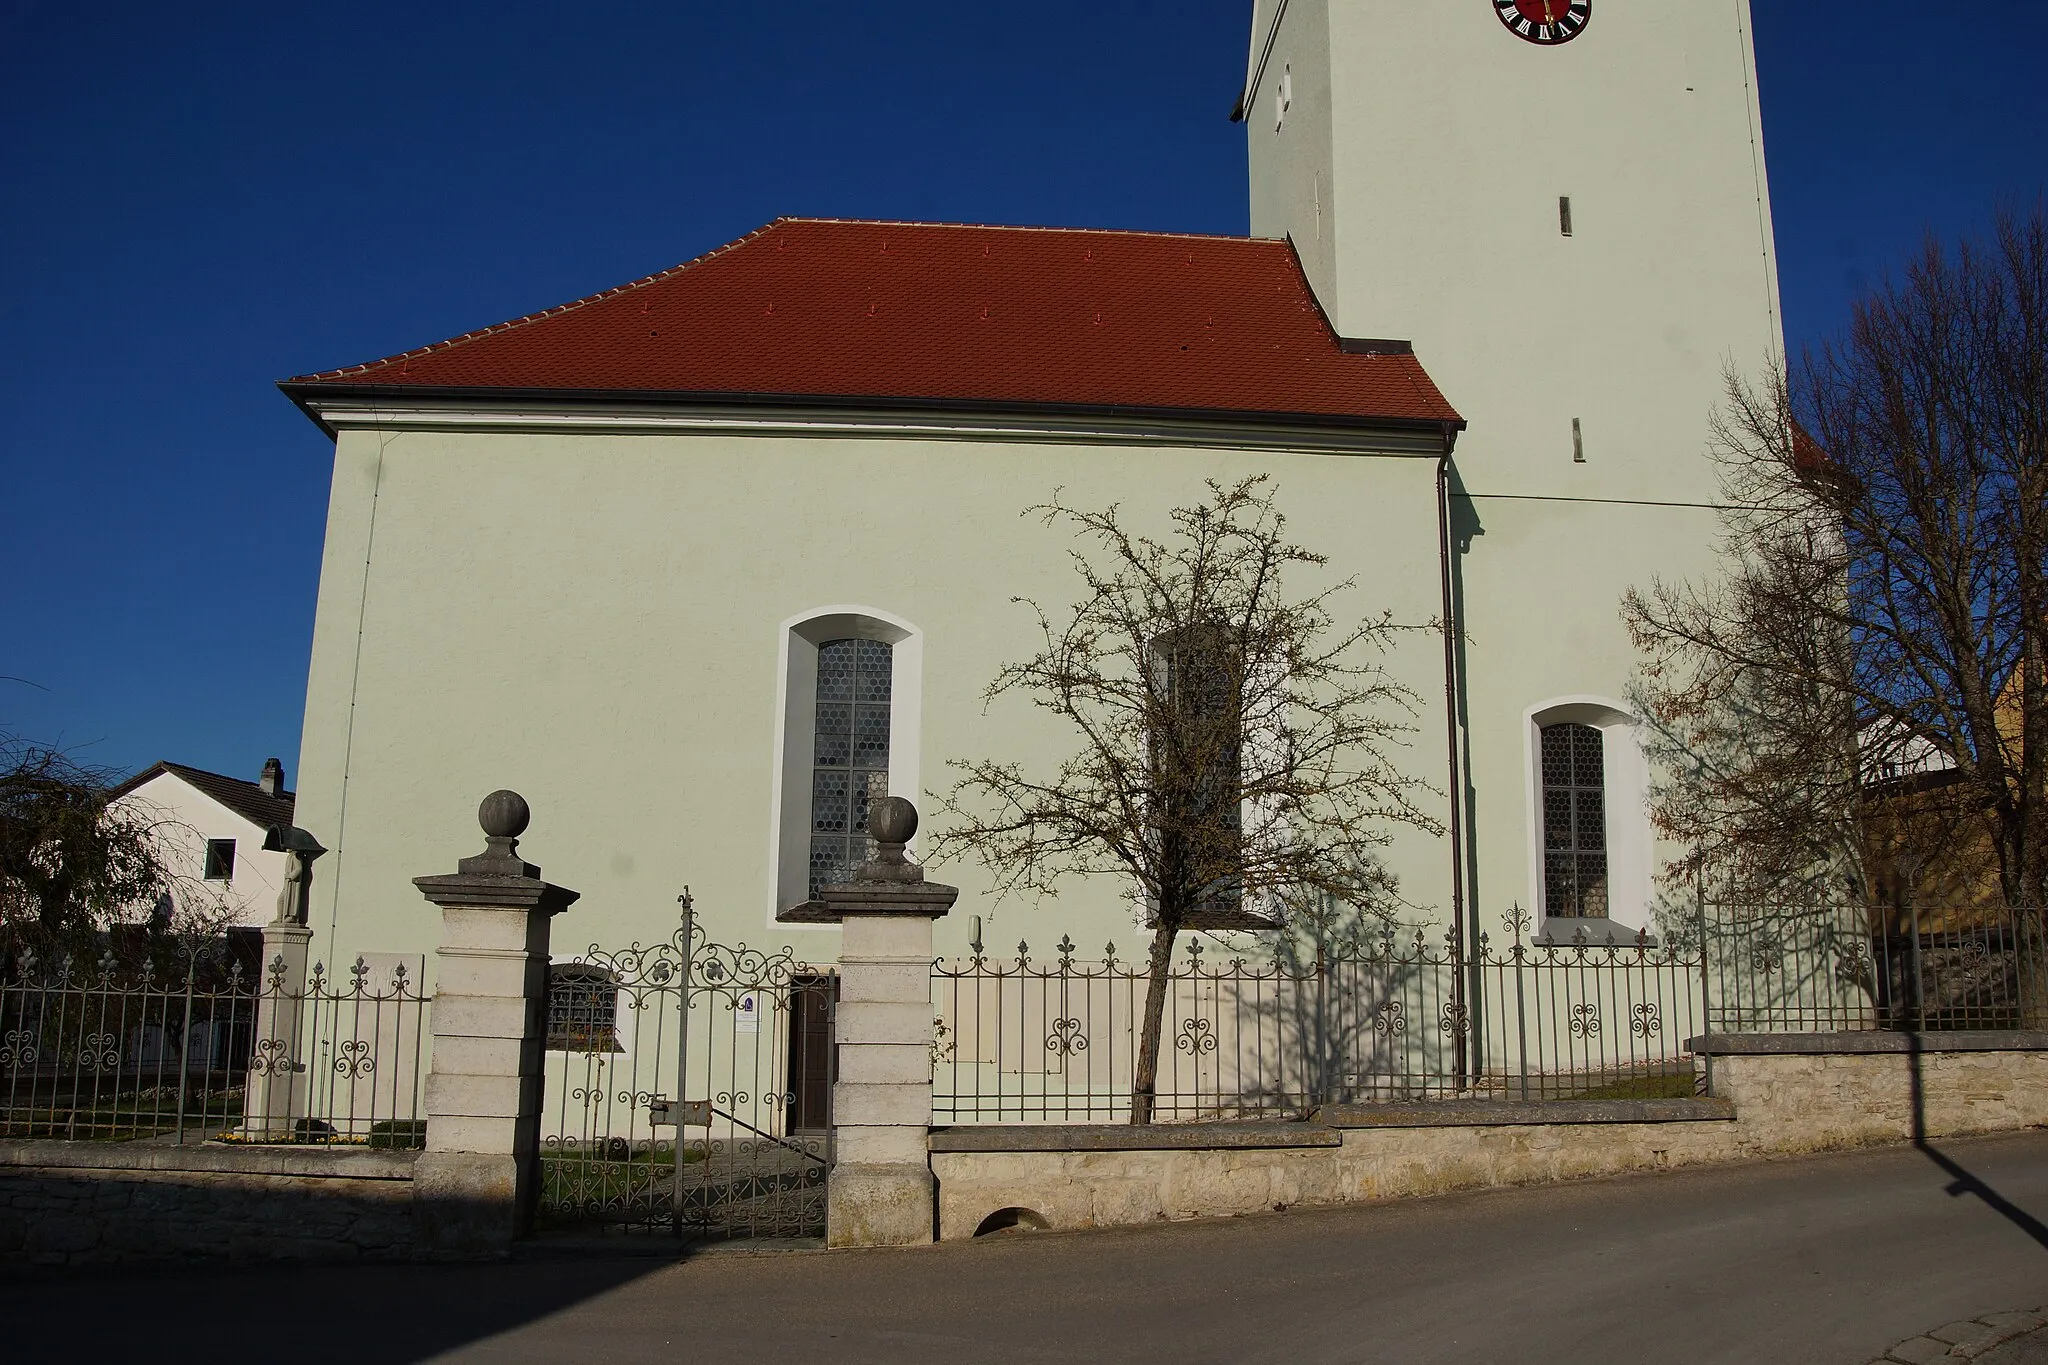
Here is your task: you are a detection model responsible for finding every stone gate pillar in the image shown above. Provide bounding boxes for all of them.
[813,796,956,1248]
[240,919,313,1140]
[412,790,578,1254]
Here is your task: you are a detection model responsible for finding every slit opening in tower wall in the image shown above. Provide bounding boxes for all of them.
[1559,195,1573,237]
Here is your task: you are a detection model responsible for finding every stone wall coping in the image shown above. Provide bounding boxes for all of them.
[928,1122,1342,1152]
[0,1139,419,1180]
[1688,1031,2048,1056]
[1314,1098,1736,1128]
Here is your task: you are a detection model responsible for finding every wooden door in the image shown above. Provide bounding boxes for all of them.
[786,974,835,1132]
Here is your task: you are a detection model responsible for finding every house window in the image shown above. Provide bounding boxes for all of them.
[809,638,893,897]
[203,838,236,882]
[1152,625,1254,928]
[545,964,621,1053]
[1540,722,1608,918]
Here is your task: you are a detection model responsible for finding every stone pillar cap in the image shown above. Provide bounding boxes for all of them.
[786,796,957,922]
[802,880,960,922]
[414,790,580,914]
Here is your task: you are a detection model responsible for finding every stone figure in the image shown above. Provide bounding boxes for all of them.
[275,849,309,926]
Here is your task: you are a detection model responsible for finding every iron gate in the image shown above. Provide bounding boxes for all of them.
[538,894,836,1240]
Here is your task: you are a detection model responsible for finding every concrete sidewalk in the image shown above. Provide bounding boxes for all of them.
[4,1130,2045,1364]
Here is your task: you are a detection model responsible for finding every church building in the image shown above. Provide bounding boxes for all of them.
[280,2,1781,970]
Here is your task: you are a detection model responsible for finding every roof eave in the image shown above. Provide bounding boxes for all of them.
[108,761,174,802]
[278,379,339,439]
[279,381,1465,443]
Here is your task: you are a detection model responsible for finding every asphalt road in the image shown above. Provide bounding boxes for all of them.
[6,1132,2046,1364]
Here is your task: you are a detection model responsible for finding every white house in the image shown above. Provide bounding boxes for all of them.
[276,2,1782,973]
[109,759,297,930]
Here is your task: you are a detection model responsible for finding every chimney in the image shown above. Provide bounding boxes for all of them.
[259,757,285,798]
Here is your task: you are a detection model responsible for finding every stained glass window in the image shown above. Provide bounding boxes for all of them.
[809,638,893,898]
[1151,626,1249,926]
[1540,722,1608,918]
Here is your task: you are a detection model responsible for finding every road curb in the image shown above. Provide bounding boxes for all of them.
[1872,1308,2047,1363]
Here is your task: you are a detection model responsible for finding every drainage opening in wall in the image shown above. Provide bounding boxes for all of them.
[974,1207,1050,1237]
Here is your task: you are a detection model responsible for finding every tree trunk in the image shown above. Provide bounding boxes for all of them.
[1131,919,1178,1125]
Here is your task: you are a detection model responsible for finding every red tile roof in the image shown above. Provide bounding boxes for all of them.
[286,218,1461,430]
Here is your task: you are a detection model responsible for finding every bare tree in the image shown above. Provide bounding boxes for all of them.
[1626,207,2048,923]
[0,734,229,958]
[932,476,1440,1123]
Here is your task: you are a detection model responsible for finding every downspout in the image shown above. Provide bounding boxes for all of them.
[1436,429,1470,1090]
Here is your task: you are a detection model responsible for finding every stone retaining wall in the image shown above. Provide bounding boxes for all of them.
[0,1141,419,1266]
[929,1040,2048,1240]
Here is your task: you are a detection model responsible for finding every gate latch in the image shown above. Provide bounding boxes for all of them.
[647,1097,712,1128]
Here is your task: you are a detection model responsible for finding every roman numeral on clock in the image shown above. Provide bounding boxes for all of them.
[1494,0,1592,46]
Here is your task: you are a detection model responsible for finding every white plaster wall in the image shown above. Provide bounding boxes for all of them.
[109,773,286,928]
[1248,2,1784,934]
[1453,498,1724,941]
[1252,1,1782,494]
[292,423,1455,975]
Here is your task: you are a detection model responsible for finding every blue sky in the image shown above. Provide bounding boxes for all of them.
[1,2,2041,785]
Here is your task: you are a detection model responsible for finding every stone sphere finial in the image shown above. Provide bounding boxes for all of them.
[478,790,531,840]
[869,796,918,847]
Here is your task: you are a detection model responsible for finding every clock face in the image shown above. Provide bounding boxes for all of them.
[1493,0,1590,45]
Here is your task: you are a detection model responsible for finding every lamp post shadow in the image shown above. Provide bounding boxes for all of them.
[1907,1031,2048,1251]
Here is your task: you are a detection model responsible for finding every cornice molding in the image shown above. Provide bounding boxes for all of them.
[293,395,1449,459]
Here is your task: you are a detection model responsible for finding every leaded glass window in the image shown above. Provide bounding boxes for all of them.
[1540,722,1609,918]
[1150,625,1248,927]
[810,638,893,897]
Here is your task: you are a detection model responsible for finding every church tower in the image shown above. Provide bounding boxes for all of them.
[1244,2,1784,937]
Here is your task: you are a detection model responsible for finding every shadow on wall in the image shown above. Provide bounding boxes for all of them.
[1446,468,1485,928]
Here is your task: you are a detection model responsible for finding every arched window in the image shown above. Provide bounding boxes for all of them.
[808,638,893,897]
[1525,699,1650,942]
[1540,722,1608,919]
[770,609,923,921]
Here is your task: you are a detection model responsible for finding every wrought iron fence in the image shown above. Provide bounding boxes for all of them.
[0,941,429,1145]
[933,901,2048,1124]
[932,908,1705,1123]
[1701,902,2048,1033]
[539,900,836,1240]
